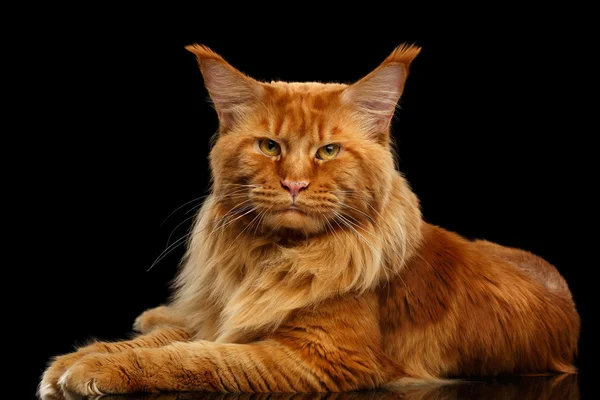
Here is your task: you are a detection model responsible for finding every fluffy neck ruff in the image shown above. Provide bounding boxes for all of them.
[172,173,423,343]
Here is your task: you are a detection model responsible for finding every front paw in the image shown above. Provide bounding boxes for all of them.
[58,351,141,397]
[38,348,97,399]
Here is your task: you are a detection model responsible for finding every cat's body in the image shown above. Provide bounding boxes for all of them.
[39,44,579,398]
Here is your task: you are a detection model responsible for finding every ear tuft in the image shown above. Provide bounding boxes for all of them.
[383,44,422,71]
[186,44,263,127]
[185,44,224,62]
[343,44,421,137]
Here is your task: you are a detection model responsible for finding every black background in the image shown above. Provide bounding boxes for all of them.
[20,7,595,398]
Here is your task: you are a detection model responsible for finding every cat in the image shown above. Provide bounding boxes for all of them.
[39,43,580,398]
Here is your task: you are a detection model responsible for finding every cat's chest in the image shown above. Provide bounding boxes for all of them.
[195,246,308,338]
[193,232,381,341]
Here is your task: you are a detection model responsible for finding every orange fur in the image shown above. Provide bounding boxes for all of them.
[39,44,579,398]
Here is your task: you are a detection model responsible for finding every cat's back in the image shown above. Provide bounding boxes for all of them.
[397,223,574,300]
[473,239,574,301]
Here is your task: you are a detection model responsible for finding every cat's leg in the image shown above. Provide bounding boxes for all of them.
[133,305,188,334]
[39,326,190,399]
[58,297,400,395]
[59,338,397,396]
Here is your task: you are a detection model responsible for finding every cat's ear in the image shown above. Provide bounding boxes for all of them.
[342,44,421,138]
[185,44,264,128]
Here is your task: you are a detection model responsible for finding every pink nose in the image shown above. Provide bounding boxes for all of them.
[281,180,309,198]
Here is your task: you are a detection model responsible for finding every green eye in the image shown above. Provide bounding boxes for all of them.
[316,144,341,160]
[258,139,281,157]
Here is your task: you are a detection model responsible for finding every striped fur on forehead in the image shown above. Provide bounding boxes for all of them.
[261,82,347,141]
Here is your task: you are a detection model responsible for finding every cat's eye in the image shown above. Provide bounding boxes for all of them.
[316,144,341,161]
[258,139,281,157]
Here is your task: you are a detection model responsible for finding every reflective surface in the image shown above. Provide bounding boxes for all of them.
[92,374,578,400]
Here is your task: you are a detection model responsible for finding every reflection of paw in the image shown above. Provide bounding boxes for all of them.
[58,352,138,397]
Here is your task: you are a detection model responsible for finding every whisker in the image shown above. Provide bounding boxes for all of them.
[251,209,265,238]
[214,203,255,231]
[201,192,253,209]
[166,213,198,247]
[222,207,263,254]
[209,189,253,202]
[335,211,395,283]
[331,216,353,244]
[319,212,345,249]
[336,192,407,261]
[338,192,383,218]
[177,192,251,235]
[188,205,256,259]
[182,194,259,260]
[329,216,372,285]
[333,211,391,283]
[253,204,274,238]
[258,204,277,236]
[333,189,377,194]
[219,183,264,188]
[160,194,207,226]
[335,207,395,250]
[206,202,258,243]
[338,202,376,225]
[344,193,408,266]
[198,199,254,241]
[161,187,253,226]
[182,202,205,217]
[340,193,407,254]
[333,211,377,251]
[147,233,190,272]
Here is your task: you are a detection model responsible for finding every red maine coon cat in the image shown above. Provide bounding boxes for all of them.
[39,44,580,398]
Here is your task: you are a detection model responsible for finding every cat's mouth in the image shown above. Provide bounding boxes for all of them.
[282,205,306,214]
[248,194,332,233]
[271,204,313,230]
[278,207,308,218]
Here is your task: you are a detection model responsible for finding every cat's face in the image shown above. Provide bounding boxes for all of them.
[188,45,420,235]
[209,82,396,235]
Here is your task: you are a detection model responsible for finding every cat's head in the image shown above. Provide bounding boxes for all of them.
[187,44,420,236]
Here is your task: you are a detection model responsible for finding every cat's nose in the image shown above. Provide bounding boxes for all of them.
[281,180,309,199]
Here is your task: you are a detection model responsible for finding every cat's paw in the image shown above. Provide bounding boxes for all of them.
[39,352,88,399]
[38,343,109,399]
[38,372,65,400]
[58,352,140,397]
[133,306,167,334]
[133,305,185,333]
[133,306,160,333]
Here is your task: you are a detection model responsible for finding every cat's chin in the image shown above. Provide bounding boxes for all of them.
[276,209,309,227]
[266,209,323,234]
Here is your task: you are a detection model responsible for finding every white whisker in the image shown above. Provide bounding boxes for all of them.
[214,203,255,231]
[162,187,252,227]
[335,191,408,265]
[318,211,345,250]
[333,210,390,283]
[147,233,190,272]
[222,208,263,254]
[166,213,198,247]
[160,194,207,226]
[338,202,376,224]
